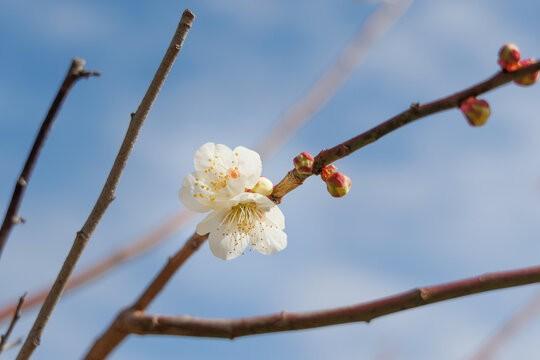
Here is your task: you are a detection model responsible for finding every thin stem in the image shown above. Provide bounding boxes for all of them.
[271,61,540,202]
[0,59,99,260]
[15,10,195,360]
[0,294,26,353]
[121,264,540,339]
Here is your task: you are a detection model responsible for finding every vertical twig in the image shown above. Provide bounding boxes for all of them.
[0,59,99,261]
[0,294,26,354]
[15,9,195,360]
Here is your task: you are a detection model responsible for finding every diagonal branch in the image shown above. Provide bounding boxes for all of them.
[0,294,26,354]
[85,56,540,359]
[0,59,99,261]
[271,60,540,201]
[121,263,540,339]
[15,9,195,360]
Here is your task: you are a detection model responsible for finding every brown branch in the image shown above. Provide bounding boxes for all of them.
[0,294,26,353]
[0,59,99,261]
[271,60,540,202]
[0,211,194,324]
[120,263,540,339]
[15,10,195,360]
[469,288,540,360]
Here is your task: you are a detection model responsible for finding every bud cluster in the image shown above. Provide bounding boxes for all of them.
[320,164,351,198]
[497,43,539,86]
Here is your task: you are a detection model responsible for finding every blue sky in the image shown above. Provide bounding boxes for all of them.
[1,0,540,359]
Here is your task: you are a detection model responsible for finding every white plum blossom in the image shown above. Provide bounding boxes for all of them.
[180,143,287,260]
[180,142,262,211]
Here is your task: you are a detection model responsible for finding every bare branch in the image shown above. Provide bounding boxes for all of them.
[271,61,540,202]
[121,264,540,339]
[469,288,540,360]
[0,59,99,260]
[0,294,26,354]
[15,10,195,360]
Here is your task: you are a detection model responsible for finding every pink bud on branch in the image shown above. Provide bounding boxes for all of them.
[460,97,491,127]
[325,172,352,198]
[320,164,337,182]
[293,152,314,175]
[513,58,539,86]
[498,43,521,71]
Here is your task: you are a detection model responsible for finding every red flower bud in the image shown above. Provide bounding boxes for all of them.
[320,164,337,182]
[325,172,352,198]
[293,152,314,175]
[513,58,539,86]
[498,43,521,71]
[460,97,491,127]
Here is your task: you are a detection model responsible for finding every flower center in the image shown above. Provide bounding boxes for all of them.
[222,202,263,234]
[227,167,240,179]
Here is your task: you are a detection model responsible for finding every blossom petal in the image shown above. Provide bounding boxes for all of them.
[208,225,249,260]
[179,173,212,212]
[196,210,226,235]
[194,143,235,173]
[252,225,287,255]
[233,146,262,189]
[265,205,285,229]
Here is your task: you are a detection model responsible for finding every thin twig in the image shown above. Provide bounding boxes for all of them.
[469,288,540,360]
[0,0,410,327]
[85,58,540,359]
[271,60,540,202]
[0,294,26,354]
[0,59,99,261]
[15,10,195,360]
[121,263,540,339]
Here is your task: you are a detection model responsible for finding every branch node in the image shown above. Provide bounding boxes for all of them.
[17,177,27,187]
[409,102,421,113]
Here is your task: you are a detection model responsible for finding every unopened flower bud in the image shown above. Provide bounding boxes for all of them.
[293,152,314,175]
[320,164,337,182]
[252,177,273,196]
[513,58,539,86]
[460,97,491,127]
[325,172,352,198]
[498,43,521,71]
